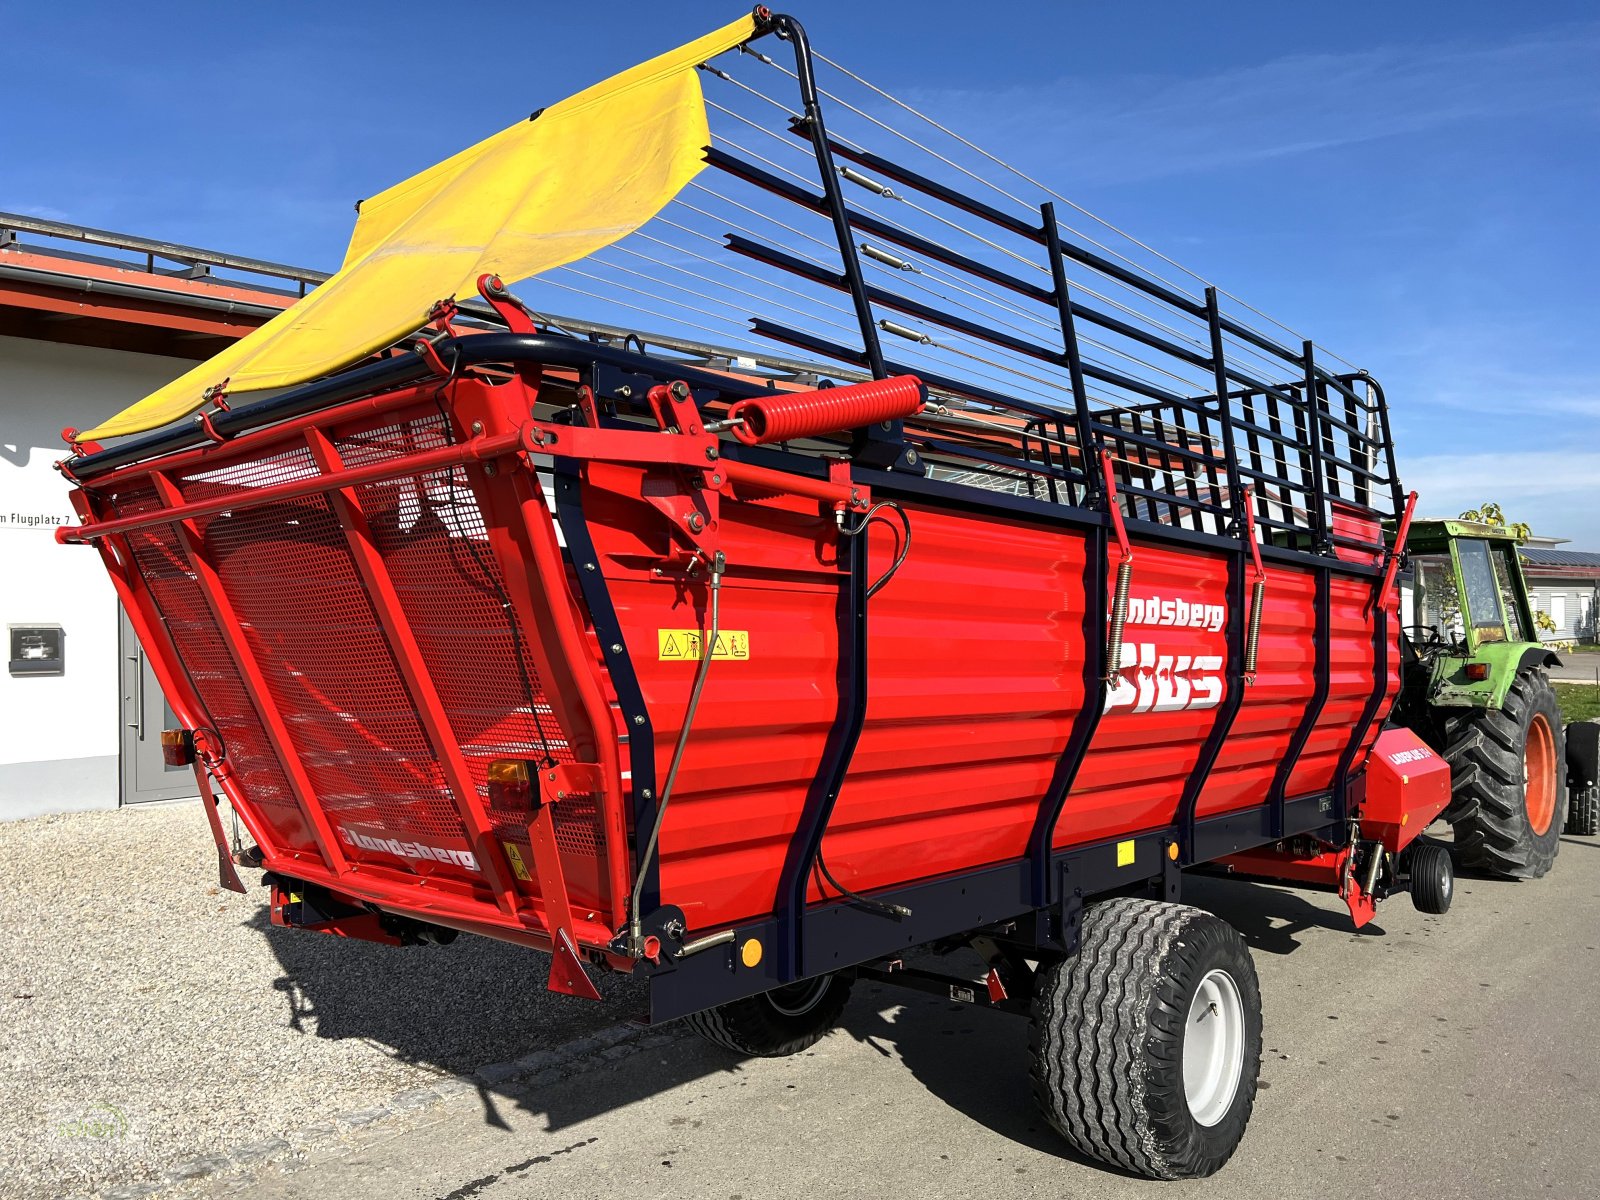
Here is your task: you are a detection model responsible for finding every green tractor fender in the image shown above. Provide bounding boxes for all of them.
[1423,643,1562,710]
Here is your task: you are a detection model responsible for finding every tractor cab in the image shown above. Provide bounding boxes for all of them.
[1398,518,1550,713]
[1389,517,1572,879]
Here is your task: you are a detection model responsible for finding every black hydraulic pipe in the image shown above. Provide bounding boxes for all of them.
[68,331,787,481]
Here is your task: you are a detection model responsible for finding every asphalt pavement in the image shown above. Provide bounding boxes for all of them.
[182,833,1600,1200]
[1550,656,1600,685]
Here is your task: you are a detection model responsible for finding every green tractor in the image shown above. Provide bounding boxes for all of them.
[1390,518,1595,878]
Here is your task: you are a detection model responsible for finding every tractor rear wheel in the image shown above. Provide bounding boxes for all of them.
[1030,897,1262,1179]
[1567,785,1600,837]
[1442,667,1565,879]
[684,972,852,1058]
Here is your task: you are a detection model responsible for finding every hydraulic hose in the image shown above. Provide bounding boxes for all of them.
[628,554,723,957]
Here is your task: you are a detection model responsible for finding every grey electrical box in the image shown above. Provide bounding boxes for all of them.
[9,625,64,676]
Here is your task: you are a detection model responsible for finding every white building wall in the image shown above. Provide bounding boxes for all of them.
[0,335,189,818]
[1528,580,1599,642]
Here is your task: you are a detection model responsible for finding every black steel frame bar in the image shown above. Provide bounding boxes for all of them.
[1022,200,1108,905]
[907,434,1081,488]
[709,127,1396,544]
[770,15,884,380]
[749,317,1069,419]
[807,134,1336,383]
[711,157,1312,404]
[648,791,1341,1022]
[1362,375,1406,519]
[549,459,663,914]
[1300,341,1332,550]
[1041,202,1099,502]
[70,332,787,481]
[1267,565,1331,837]
[774,511,870,981]
[1172,289,1251,857]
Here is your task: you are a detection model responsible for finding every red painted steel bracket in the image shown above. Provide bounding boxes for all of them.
[1099,449,1133,564]
[641,381,724,563]
[520,398,870,568]
[412,334,454,380]
[1371,489,1419,616]
[476,273,540,335]
[189,754,247,895]
[1100,449,1135,685]
[525,763,604,1000]
[1241,486,1267,685]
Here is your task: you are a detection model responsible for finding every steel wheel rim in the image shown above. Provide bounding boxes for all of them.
[766,976,830,1017]
[1183,968,1245,1127]
[1525,712,1557,836]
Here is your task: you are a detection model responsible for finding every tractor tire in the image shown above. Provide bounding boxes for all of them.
[684,972,852,1058]
[1567,785,1600,837]
[1408,842,1454,915]
[1441,668,1565,879]
[1030,898,1261,1180]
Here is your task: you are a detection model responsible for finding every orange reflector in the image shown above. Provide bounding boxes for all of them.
[1167,842,1180,861]
[160,728,195,767]
[1465,662,1490,682]
[487,759,535,808]
[741,938,763,968]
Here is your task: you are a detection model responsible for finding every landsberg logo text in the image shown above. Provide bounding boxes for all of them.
[1106,592,1226,714]
[1125,594,1225,633]
[338,827,480,870]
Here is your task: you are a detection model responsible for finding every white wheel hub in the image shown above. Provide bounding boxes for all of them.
[1182,968,1245,1126]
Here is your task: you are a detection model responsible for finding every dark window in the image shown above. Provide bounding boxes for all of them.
[1412,553,1461,641]
[1492,548,1528,642]
[1457,540,1505,643]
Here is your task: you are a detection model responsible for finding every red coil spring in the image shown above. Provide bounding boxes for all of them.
[727,375,925,445]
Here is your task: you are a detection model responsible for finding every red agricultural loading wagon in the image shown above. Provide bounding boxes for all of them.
[55,10,1458,1178]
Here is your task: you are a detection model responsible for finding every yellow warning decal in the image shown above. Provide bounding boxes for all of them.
[503,842,531,882]
[1116,839,1136,868]
[658,629,750,661]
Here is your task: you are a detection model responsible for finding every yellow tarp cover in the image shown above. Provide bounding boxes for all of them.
[81,12,756,442]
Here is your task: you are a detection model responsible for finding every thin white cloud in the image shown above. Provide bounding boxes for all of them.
[1398,450,1600,544]
[892,22,1600,188]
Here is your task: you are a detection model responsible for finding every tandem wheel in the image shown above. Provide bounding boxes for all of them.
[1407,842,1454,915]
[684,971,853,1058]
[1029,897,1263,1179]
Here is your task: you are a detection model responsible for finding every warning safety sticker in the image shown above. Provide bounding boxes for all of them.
[658,629,751,661]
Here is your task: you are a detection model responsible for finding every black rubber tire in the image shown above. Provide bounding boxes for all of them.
[683,972,852,1058]
[1029,897,1262,1180]
[1441,668,1565,879]
[1408,842,1454,914]
[1567,784,1600,837]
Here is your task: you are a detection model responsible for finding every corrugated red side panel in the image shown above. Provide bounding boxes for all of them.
[85,383,1398,951]
[586,469,1398,933]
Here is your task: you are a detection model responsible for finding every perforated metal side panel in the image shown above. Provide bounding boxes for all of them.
[107,485,313,850]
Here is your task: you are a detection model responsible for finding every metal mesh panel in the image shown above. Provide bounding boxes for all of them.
[333,409,592,855]
[193,487,468,841]
[107,406,603,874]
[178,445,320,501]
[106,487,305,830]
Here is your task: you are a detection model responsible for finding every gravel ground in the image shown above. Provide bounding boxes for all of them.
[0,802,642,1200]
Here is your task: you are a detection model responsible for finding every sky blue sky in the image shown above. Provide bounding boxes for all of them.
[5,2,1597,540]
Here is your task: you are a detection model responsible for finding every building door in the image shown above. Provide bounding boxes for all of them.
[119,608,196,805]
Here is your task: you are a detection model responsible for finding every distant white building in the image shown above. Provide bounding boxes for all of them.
[1519,538,1600,643]
[1,213,313,818]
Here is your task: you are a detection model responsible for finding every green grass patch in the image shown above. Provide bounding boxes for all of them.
[1556,682,1600,725]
